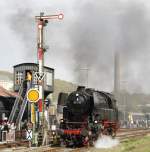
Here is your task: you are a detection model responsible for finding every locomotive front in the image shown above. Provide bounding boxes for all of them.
[59,87,96,147]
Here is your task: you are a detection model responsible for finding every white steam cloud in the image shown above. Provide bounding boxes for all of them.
[94,135,119,149]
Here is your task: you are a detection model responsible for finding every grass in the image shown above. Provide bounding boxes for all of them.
[121,135,150,152]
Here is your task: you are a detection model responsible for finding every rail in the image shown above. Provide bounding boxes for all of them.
[0,128,150,152]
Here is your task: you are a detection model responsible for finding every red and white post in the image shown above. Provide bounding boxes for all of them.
[36,13,64,125]
[37,19,44,123]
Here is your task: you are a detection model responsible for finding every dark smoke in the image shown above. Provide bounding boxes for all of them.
[5,0,150,93]
[8,7,36,58]
[67,0,150,92]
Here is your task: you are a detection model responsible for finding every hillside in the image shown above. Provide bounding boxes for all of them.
[0,71,13,81]
[0,70,77,103]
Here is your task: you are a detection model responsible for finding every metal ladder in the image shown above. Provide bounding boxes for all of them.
[16,94,28,129]
[8,81,30,129]
[8,82,24,123]
[16,82,31,129]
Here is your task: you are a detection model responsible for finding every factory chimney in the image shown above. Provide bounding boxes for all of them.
[114,51,120,100]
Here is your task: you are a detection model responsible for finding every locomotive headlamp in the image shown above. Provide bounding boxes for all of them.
[94,120,98,124]
[52,131,56,135]
[60,119,64,123]
[76,93,79,96]
[88,131,92,136]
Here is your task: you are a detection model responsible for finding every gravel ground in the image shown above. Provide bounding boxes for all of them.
[1,135,150,152]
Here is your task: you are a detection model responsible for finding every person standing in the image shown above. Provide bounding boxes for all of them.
[26,71,32,88]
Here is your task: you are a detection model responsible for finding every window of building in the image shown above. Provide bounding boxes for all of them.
[46,72,52,86]
[15,71,23,84]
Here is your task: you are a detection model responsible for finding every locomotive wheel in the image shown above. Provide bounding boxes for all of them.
[102,128,109,135]
[111,129,116,138]
[102,128,116,138]
[89,141,93,146]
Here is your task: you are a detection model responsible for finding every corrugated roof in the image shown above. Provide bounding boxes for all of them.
[14,62,54,71]
[0,85,17,97]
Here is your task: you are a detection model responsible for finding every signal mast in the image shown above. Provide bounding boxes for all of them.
[35,12,63,144]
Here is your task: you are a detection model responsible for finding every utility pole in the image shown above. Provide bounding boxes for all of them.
[121,80,128,123]
[35,12,63,145]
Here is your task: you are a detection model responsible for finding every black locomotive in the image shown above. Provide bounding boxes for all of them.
[59,86,119,147]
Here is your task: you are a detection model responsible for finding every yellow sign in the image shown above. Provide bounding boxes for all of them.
[27,89,39,103]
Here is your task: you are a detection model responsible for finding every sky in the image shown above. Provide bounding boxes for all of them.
[1,0,150,93]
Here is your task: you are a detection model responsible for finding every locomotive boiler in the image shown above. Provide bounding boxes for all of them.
[59,86,119,147]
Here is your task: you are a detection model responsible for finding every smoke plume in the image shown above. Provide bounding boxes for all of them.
[1,0,150,93]
[67,0,150,92]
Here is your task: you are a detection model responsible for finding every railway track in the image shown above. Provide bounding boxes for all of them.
[0,140,29,149]
[117,128,150,142]
[1,128,150,152]
[10,146,87,152]
[118,128,147,132]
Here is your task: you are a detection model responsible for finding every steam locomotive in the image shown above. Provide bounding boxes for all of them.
[59,86,119,147]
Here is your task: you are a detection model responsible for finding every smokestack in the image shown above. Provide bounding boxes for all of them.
[114,51,120,99]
